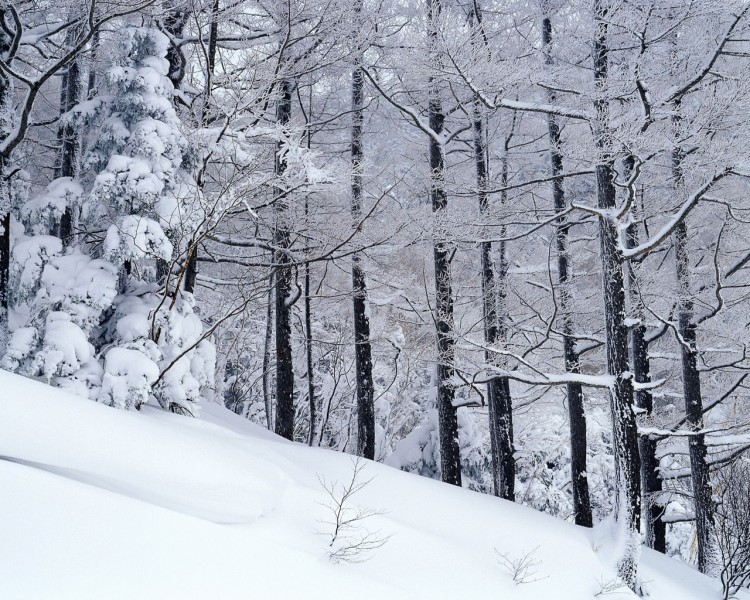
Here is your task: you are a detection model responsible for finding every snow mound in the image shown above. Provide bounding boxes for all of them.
[0,371,731,600]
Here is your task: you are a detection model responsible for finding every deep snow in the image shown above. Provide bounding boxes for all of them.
[0,371,736,599]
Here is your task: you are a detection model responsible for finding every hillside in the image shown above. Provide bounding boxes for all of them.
[0,371,733,600]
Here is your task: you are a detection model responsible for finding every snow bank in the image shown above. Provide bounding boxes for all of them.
[0,371,733,600]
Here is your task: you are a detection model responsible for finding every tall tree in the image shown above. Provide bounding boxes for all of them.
[0,1,154,351]
[350,0,375,460]
[624,189,665,552]
[469,0,514,501]
[55,24,82,246]
[592,0,641,587]
[672,147,714,573]
[427,0,461,486]
[273,76,295,441]
[541,8,592,527]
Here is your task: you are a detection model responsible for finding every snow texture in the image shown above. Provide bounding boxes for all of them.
[0,371,738,600]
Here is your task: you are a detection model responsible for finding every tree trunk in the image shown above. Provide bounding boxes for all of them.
[674,281,713,572]
[160,0,211,291]
[542,13,592,527]
[87,29,99,99]
[274,78,295,441]
[0,205,9,349]
[304,251,315,447]
[183,0,221,295]
[56,26,81,245]
[0,15,12,350]
[630,308,666,553]
[263,268,275,431]
[428,0,461,486]
[351,0,375,460]
[470,0,514,501]
[672,159,714,570]
[593,1,641,588]
[163,1,188,90]
[622,155,665,553]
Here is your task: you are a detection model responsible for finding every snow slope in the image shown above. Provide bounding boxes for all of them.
[0,371,731,600]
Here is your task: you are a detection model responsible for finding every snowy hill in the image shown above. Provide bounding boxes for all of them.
[0,371,730,600]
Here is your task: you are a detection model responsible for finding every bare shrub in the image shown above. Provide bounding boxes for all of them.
[495,546,548,585]
[318,457,392,563]
[714,458,750,600]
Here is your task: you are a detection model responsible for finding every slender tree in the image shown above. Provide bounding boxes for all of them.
[428,0,461,486]
[592,0,641,587]
[469,0,514,501]
[624,190,665,552]
[273,77,295,441]
[350,0,375,459]
[541,9,592,527]
[55,25,82,245]
[672,146,714,573]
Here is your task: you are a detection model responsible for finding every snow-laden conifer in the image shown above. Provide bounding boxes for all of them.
[78,27,213,414]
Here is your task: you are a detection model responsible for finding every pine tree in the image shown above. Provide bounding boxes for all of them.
[80,27,214,414]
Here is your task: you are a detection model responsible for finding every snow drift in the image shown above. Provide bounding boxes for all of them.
[0,371,732,599]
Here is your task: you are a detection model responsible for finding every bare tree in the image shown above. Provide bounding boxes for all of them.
[350,0,375,459]
[541,4,591,527]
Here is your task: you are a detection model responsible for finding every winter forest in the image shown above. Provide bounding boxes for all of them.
[2,0,750,596]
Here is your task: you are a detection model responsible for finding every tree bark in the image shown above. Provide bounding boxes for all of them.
[182,0,221,295]
[0,16,12,350]
[593,1,641,588]
[542,13,592,527]
[163,1,188,90]
[263,268,275,431]
[273,78,295,441]
[622,155,666,553]
[673,147,714,572]
[428,0,461,486]
[304,248,315,447]
[350,0,375,460]
[470,0,514,501]
[630,308,666,552]
[56,25,81,245]
[0,206,9,341]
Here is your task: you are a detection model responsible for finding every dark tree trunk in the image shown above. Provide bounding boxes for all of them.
[87,29,99,99]
[630,311,666,553]
[304,248,315,447]
[470,0,514,501]
[156,4,188,286]
[593,1,641,588]
[675,290,713,573]
[202,0,220,121]
[542,13,592,527]
[56,27,81,246]
[493,151,515,499]
[163,2,188,90]
[184,0,220,294]
[0,206,9,315]
[350,0,375,460]
[0,16,12,348]
[263,269,275,431]
[274,79,295,441]
[476,121,515,500]
[672,186,714,571]
[622,155,665,553]
[428,0,461,486]
[183,248,197,294]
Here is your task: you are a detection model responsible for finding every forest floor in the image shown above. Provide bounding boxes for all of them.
[0,370,741,599]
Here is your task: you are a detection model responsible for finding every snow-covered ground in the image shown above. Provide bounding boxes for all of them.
[0,371,735,599]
